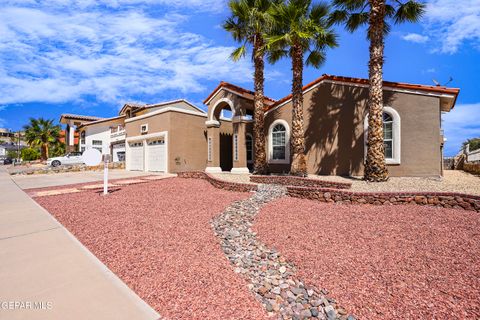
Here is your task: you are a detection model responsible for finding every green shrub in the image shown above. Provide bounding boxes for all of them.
[6,150,20,159]
[21,147,41,161]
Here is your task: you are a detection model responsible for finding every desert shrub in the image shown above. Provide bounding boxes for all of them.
[21,147,41,161]
[463,163,480,175]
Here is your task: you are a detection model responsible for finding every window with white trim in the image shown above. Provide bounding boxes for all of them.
[92,140,102,146]
[383,113,393,159]
[233,134,239,161]
[207,137,212,161]
[246,134,253,163]
[364,107,401,164]
[272,124,286,160]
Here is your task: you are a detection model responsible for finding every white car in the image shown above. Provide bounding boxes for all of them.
[47,152,85,167]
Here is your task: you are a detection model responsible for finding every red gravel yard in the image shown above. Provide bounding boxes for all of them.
[254,198,480,319]
[35,178,268,320]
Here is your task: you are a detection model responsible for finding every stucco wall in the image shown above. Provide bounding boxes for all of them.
[125,110,209,173]
[168,111,209,172]
[264,82,443,177]
[80,118,124,155]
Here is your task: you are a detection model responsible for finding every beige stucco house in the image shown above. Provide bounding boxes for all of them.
[121,100,209,172]
[68,74,459,177]
[203,74,459,177]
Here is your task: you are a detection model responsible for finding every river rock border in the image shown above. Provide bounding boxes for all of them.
[177,171,257,192]
[287,186,480,212]
[212,184,354,320]
[250,175,351,189]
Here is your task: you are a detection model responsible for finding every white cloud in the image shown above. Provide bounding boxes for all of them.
[424,0,480,53]
[0,3,251,105]
[402,33,429,43]
[442,103,480,156]
[3,0,226,12]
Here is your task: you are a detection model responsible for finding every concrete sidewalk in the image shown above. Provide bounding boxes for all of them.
[11,169,163,189]
[0,170,160,320]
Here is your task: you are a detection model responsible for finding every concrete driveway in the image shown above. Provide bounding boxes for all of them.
[11,169,166,189]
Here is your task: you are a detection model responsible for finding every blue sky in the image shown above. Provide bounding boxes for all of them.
[0,0,479,156]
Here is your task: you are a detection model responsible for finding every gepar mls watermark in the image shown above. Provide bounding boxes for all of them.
[1,301,53,310]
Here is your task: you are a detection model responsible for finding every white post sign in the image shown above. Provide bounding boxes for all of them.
[103,154,111,195]
[81,149,106,194]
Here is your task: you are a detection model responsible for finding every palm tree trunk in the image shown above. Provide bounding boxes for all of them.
[290,42,307,176]
[364,0,388,182]
[252,34,268,175]
[43,143,48,160]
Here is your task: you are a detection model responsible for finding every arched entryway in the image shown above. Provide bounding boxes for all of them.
[205,97,252,174]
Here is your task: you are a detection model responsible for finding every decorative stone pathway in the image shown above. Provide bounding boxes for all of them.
[212,184,355,320]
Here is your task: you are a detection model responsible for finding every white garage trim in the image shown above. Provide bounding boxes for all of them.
[126,131,169,173]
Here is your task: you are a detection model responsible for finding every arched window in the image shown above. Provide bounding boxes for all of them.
[268,120,290,164]
[383,113,393,159]
[246,134,253,163]
[364,107,401,164]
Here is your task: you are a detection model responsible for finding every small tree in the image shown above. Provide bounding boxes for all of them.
[23,118,61,160]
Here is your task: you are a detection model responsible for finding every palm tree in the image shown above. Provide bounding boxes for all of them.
[330,0,425,181]
[224,0,279,175]
[266,0,338,176]
[23,118,61,160]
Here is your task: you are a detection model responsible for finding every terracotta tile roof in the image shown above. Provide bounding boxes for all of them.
[119,102,144,116]
[133,99,205,114]
[266,74,460,111]
[60,113,104,121]
[203,81,276,105]
[77,115,125,128]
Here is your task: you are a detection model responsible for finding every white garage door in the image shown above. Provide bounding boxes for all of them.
[147,138,166,172]
[129,142,144,171]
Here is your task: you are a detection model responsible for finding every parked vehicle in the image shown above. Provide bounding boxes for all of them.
[3,158,12,165]
[47,152,84,167]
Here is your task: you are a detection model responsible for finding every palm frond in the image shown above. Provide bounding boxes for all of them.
[394,1,426,24]
[328,9,348,26]
[332,0,367,11]
[345,12,369,32]
[266,48,289,64]
[231,44,248,61]
[305,50,326,68]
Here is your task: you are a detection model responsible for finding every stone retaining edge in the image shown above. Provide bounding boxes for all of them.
[177,171,257,192]
[287,185,480,212]
[250,175,351,189]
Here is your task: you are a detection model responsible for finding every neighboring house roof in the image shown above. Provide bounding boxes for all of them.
[119,102,144,116]
[134,99,206,115]
[265,74,460,112]
[77,115,126,129]
[59,114,105,125]
[203,81,276,105]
